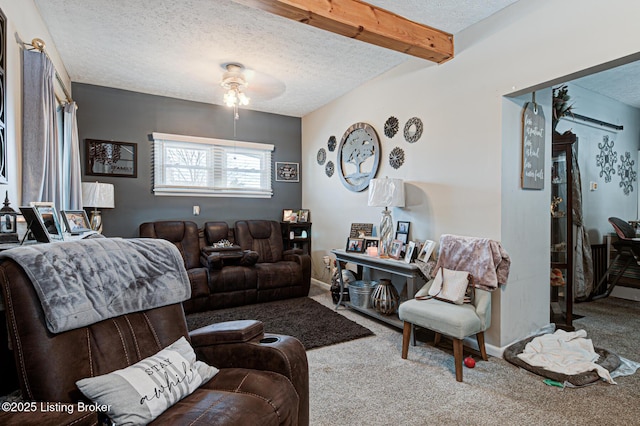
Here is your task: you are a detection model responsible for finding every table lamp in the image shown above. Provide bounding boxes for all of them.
[82,182,114,233]
[367,178,404,257]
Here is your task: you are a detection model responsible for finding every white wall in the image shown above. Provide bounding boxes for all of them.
[555,83,640,244]
[302,0,640,348]
[0,0,70,205]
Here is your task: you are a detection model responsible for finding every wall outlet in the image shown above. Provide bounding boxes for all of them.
[589,181,598,191]
[323,255,331,269]
[193,205,200,216]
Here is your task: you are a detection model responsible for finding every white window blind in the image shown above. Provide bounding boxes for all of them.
[152,132,274,198]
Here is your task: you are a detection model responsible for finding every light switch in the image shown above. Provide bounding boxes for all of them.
[193,205,200,216]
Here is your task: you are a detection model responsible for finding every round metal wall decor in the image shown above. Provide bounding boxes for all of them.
[404,117,423,143]
[389,147,405,169]
[384,116,399,138]
[337,122,381,192]
[317,148,326,165]
[327,136,337,152]
[325,160,335,177]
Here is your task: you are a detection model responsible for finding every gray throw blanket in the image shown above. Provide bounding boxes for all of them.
[0,238,190,333]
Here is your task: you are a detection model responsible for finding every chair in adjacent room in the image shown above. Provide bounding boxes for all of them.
[590,217,640,300]
[398,234,510,382]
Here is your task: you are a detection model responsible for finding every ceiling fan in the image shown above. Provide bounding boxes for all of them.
[219,62,285,109]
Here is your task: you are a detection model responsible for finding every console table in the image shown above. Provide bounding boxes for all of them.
[331,249,426,329]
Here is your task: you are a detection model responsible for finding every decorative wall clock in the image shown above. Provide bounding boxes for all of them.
[317,148,326,165]
[389,147,405,169]
[384,116,399,138]
[325,160,335,177]
[327,136,337,152]
[596,135,617,183]
[617,151,637,196]
[337,122,380,192]
[404,117,423,143]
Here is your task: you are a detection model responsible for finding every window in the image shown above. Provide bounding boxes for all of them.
[152,132,274,198]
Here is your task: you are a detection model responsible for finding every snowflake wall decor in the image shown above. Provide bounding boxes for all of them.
[595,135,617,182]
[317,148,326,165]
[384,116,399,138]
[327,136,337,152]
[404,117,423,143]
[617,151,637,196]
[389,147,405,169]
[325,160,335,177]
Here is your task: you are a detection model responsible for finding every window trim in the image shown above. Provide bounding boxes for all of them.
[151,132,274,198]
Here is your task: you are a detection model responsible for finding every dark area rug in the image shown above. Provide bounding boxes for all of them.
[186,297,374,350]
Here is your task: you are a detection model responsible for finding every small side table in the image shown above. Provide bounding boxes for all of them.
[331,249,426,329]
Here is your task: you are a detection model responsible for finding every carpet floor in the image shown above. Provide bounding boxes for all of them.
[186,296,374,350]
[306,284,640,426]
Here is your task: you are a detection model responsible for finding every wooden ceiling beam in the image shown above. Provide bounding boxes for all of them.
[235,0,454,63]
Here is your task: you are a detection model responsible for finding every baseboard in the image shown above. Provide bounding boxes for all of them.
[311,278,331,289]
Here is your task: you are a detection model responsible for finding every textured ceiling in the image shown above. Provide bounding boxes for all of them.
[572,61,640,109]
[34,0,521,117]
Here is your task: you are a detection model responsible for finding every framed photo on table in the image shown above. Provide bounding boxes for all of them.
[404,241,417,263]
[61,210,92,233]
[346,237,365,253]
[19,205,63,243]
[417,240,436,262]
[389,239,403,259]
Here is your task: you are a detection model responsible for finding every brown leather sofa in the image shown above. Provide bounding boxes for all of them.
[139,220,311,314]
[0,252,309,425]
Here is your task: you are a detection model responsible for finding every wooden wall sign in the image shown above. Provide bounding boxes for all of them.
[521,100,545,189]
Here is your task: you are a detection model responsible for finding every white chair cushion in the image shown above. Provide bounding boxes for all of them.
[399,298,483,339]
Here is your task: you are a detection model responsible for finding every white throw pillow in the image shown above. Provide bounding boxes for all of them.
[76,336,218,425]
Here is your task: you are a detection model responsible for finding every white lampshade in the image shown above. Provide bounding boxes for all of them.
[367,178,405,208]
[82,182,115,208]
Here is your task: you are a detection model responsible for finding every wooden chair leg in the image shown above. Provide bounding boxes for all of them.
[477,332,488,361]
[434,332,441,347]
[402,322,411,359]
[453,338,464,382]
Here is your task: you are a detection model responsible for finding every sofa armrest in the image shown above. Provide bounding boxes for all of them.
[189,320,264,346]
[283,248,304,256]
[190,332,309,425]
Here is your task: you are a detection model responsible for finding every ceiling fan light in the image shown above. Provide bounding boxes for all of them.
[238,92,250,105]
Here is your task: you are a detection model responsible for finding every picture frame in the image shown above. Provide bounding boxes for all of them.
[417,240,436,262]
[404,241,417,263]
[275,162,299,182]
[395,232,408,244]
[364,237,380,249]
[389,239,403,259]
[86,139,137,178]
[350,223,373,238]
[61,210,92,234]
[346,237,365,253]
[282,209,294,222]
[397,221,410,234]
[298,209,310,223]
[19,205,63,243]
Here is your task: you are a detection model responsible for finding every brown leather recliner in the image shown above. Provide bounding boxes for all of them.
[234,220,311,303]
[0,255,309,425]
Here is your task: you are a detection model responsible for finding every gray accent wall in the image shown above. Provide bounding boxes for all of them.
[73,83,302,238]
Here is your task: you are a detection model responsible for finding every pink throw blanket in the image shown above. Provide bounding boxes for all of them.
[433,234,510,291]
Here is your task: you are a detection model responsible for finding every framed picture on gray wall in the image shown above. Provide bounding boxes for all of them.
[86,139,137,178]
[276,162,299,182]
